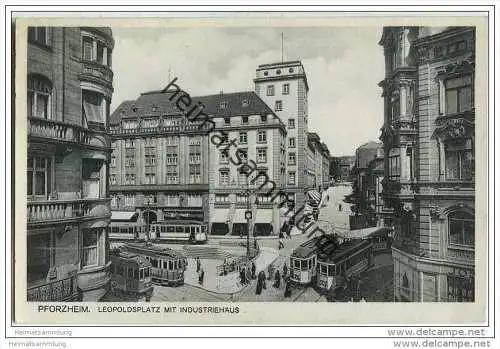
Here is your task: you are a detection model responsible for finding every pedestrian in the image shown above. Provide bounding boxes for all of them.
[196,257,201,272]
[278,235,284,250]
[200,268,205,285]
[283,263,288,279]
[339,204,342,212]
[284,281,292,298]
[274,270,281,288]
[258,271,267,290]
[251,262,256,280]
[256,273,263,295]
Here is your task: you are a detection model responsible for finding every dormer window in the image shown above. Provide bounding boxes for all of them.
[132,106,138,113]
[276,69,281,75]
[220,101,228,109]
[224,117,230,125]
[260,115,267,123]
[289,68,294,73]
[242,116,248,124]
[264,71,269,76]
[242,100,249,107]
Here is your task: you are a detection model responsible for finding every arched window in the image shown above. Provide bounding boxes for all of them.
[27,75,52,119]
[448,211,474,246]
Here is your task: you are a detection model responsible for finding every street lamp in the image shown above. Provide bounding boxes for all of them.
[145,198,151,242]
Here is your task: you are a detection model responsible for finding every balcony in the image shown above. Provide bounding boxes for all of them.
[80,60,113,86]
[27,274,79,302]
[27,198,111,225]
[28,117,110,151]
[110,122,212,137]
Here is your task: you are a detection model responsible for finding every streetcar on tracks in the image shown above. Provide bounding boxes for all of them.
[109,248,154,302]
[150,220,208,244]
[122,242,187,287]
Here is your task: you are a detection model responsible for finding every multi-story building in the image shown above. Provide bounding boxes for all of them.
[379,27,475,302]
[365,147,391,227]
[207,92,287,236]
[109,90,211,230]
[26,26,114,301]
[254,61,309,211]
[349,141,383,228]
[307,132,331,190]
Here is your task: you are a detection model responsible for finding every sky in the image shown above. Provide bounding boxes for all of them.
[111,26,385,157]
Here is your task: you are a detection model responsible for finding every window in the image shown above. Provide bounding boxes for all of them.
[288,137,296,148]
[236,194,247,204]
[124,194,135,206]
[82,36,93,61]
[28,75,52,119]
[289,68,294,73]
[242,116,248,124]
[288,171,296,185]
[220,151,229,164]
[165,194,179,207]
[283,84,290,95]
[145,154,156,167]
[275,100,283,111]
[82,90,106,128]
[123,121,138,129]
[143,119,158,129]
[81,230,98,268]
[166,153,178,165]
[220,101,228,109]
[189,164,201,184]
[28,27,50,46]
[391,95,400,121]
[288,118,295,129]
[260,115,267,123]
[242,100,249,107]
[27,233,52,283]
[110,194,118,207]
[267,85,275,96]
[447,268,474,302]
[125,174,136,185]
[215,194,229,203]
[27,156,52,198]
[125,140,135,148]
[220,170,229,186]
[109,174,116,185]
[448,211,474,246]
[239,132,248,144]
[187,194,203,207]
[288,152,296,165]
[445,75,473,114]
[224,117,230,125]
[257,148,267,163]
[445,139,473,180]
[145,173,156,185]
[125,152,135,168]
[258,131,267,143]
[144,193,157,204]
[238,171,247,186]
[110,155,116,167]
[238,149,248,163]
[189,141,201,164]
[166,165,178,184]
[276,69,281,75]
[388,149,401,180]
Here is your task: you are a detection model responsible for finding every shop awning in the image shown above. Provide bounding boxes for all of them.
[232,209,247,223]
[255,209,273,223]
[212,209,229,223]
[111,211,137,221]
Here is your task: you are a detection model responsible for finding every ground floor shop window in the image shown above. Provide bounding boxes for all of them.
[232,223,248,236]
[210,223,229,235]
[254,223,273,236]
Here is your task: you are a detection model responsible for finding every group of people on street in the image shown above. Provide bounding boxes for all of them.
[254,262,292,298]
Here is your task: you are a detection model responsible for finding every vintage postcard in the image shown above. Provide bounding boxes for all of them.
[11,12,490,326]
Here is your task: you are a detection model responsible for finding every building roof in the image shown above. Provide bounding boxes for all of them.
[358,141,382,149]
[110,90,277,125]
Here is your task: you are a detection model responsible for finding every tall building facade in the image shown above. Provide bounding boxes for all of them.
[379,27,475,302]
[307,132,331,190]
[109,90,211,229]
[254,61,309,211]
[26,27,114,301]
[206,92,287,237]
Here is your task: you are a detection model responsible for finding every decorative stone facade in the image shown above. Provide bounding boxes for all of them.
[379,27,475,302]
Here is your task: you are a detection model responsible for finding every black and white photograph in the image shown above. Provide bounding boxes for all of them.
[22,22,479,305]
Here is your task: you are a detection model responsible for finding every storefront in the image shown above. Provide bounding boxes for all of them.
[210,209,229,235]
[232,209,248,236]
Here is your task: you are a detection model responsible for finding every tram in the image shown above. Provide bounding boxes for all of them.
[316,238,373,292]
[109,249,154,301]
[122,242,187,286]
[289,236,321,285]
[150,220,208,244]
